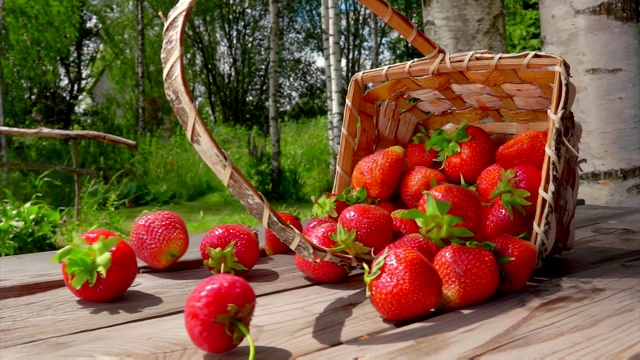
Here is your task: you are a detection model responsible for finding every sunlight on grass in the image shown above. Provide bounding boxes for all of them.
[115,191,314,234]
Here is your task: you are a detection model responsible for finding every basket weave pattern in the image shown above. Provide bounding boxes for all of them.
[161,0,581,267]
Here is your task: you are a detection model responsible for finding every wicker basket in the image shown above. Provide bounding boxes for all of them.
[161,0,582,267]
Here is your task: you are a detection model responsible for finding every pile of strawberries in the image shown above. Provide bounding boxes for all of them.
[278,124,548,321]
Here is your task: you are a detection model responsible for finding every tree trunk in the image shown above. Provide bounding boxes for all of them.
[0,0,7,188]
[136,0,146,134]
[328,0,344,169]
[540,0,640,207]
[269,0,281,194]
[422,0,506,53]
[370,11,379,68]
[321,0,336,177]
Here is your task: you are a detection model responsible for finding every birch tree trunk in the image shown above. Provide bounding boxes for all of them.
[422,0,506,53]
[0,0,6,188]
[328,0,344,167]
[370,11,379,68]
[269,0,282,193]
[321,0,336,176]
[136,0,146,134]
[540,0,640,207]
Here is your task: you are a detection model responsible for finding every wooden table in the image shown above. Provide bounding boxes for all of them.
[1,205,639,359]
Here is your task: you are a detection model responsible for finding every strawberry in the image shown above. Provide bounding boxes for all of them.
[51,229,138,302]
[303,217,336,237]
[399,166,447,208]
[484,201,533,240]
[337,203,394,256]
[294,222,349,283]
[496,129,548,169]
[489,234,538,293]
[364,247,442,322]
[476,163,504,205]
[376,200,400,213]
[386,233,435,263]
[405,142,438,169]
[428,124,494,184]
[422,184,483,235]
[264,211,303,256]
[433,242,500,311]
[184,274,256,354]
[351,145,406,201]
[511,165,542,215]
[128,210,189,270]
[483,166,541,217]
[200,224,260,275]
[390,209,421,239]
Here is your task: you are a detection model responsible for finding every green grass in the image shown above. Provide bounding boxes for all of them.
[115,191,315,234]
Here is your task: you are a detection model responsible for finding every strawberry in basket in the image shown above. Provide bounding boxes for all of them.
[351,145,406,201]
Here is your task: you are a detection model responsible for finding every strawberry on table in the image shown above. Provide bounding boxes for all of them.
[484,201,533,240]
[337,203,395,256]
[433,242,500,311]
[423,183,483,235]
[351,145,406,201]
[200,224,260,275]
[489,234,538,293]
[303,217,336,237]
[496,129,548,169]
[294,222,349,283]
[129,210,189,270]
[51,229,138,302]
[399,166,447,208]
[264,211,303,256]
[364,247,442,322]
[184,274,256,356]
[390,209,421,240]
[385,233,435,263]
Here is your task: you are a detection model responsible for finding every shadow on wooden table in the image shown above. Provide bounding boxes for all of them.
[210,345,293,360]
[78,290,164,315]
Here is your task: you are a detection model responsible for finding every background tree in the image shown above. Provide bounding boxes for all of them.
[269,0,282,195]
[539,0,639,207]
[0,0,6,187]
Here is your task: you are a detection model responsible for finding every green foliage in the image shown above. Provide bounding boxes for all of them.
[505,0,542,53]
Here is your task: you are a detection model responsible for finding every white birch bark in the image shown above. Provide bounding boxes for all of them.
[540,0,640,207]
[269,0,281,189]
[321,0,336,175]
[328,0,344,160]
[422,0,506,53]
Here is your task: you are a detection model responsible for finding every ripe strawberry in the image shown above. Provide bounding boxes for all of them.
[476,163,504,205]
[376,200,399,213]
[200,224,260,275]
[390,209,421,239]
[511,165,542,216]
[386,233,435,263]
[264,211,303,256]
[434,242,500,311]
[129,210,189,270]
[405,125,439,168]
[484,201,533,240]
[364,248,442,322]
[337,203,394,256]
[489,234,538,293]
[184,274,256,354]
[294,222,349,283]
[303,217,336,237]
[399,166,447,208]
[428,124,494,184]
[482,166,541,217]
[52,229,138,302]
[351,145,406,201]
[496,129,548,169]
[422,184,483,235]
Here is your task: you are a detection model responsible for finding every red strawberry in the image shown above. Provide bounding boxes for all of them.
[351,145,406,201]
[484,201,533,240]
[489,234,538,293]
[294,222,349,283]
[376,200,399,213]
[428,124,494,184]
[52,229,138,302]
[511,165,542,215]
[405,142,438,169]
[303,217,336,237]
[434,242,500,311]
[264,211,303,256]
[390,209,421,239]
[399,166,447,208]
[200,224,260,275]
[128,210,189,270]
[476,163,504,205]
[364,247,442,322]
[483,166,542,217]
[184,274,256,354]
[422,184,483,235]
[386,233,435,263]
[337,204,394,256]
[496,129,548,169]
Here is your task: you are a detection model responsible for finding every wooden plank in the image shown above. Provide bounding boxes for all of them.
[300,260,640,359]
[0,254,313,348]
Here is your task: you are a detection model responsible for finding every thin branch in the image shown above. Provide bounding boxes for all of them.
[0,126,137,151]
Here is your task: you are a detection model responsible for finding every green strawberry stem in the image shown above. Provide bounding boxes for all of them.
[426,123,470,164]
[231,319,255,360]
[363,250,387,297]
[50,234,120,289]
[204,241,248,274]
[490,169,531,219]
[329,224,373,260]
[400,196,474,247]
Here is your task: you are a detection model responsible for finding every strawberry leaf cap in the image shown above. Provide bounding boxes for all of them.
[311,194,339,218]
[329,223,373,260]
[50,234,121,289]
[363,249,388,297]
[204,241,248,274]
[490,169,531,219]
[214,302,256,345]
[426,123,471,164]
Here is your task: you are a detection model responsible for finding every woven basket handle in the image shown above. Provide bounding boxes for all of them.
[161,0,357,267]
[356,0,445,57]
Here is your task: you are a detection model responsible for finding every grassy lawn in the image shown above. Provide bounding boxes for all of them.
[114,191,314,234]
